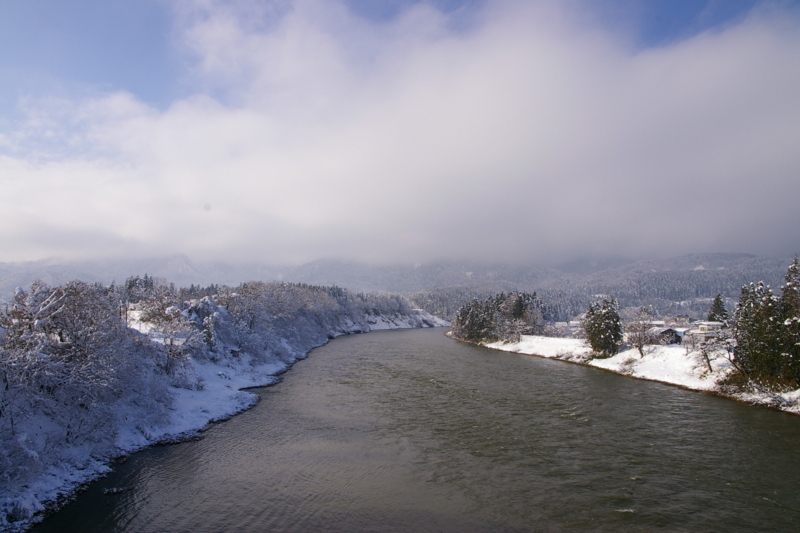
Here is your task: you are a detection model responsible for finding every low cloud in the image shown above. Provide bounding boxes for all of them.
[1,0,799,265]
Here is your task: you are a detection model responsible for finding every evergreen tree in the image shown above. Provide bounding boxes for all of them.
[780,256,800,383]
[451,298,497,342]
[733,282,788,384]
[583,298,622,358]
[730,259,800,388]
[450,292,547,343]
[707,293,729,323]
[781,256,800,319]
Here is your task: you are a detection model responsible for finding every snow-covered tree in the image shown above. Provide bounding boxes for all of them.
[450,292,547,343]
[583,298,622,358]
[0,281,173,497]
[733,282,787,385]
[451,298,498,342]
[782,256,800,317]
[727,259,800,389]
[626,306,655,358]
[707,293,729,323]
[780,256,800,384]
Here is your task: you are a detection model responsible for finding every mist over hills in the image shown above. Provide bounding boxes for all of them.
[0,253,792,320]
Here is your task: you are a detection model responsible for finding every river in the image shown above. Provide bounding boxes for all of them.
[32,328,800,532]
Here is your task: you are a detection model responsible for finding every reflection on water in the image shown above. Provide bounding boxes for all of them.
[33,328,800,532]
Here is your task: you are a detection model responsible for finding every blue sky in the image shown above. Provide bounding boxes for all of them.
[0,0,770,111]
[0,0,175,112]
[0,0,799,265]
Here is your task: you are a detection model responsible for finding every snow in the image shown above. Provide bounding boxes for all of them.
[483,335,800,413]
[589,345,725,391]
[488,336,592,360]
[1,299,448,532]
[112,357,280,451]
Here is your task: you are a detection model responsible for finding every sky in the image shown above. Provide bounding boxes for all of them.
[1,0,799,266]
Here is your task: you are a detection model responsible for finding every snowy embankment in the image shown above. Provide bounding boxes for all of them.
[123,309,449,449]
[1,284,447,532]
[480,335,800,414]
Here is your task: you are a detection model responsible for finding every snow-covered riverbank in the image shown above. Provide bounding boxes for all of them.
[477,335,800,415]
[122,310,450,449]
[1,286,447,532]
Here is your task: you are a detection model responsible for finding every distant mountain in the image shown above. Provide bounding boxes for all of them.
[284,259,563,294]
[0,253,793,321]
[555,256,635,275]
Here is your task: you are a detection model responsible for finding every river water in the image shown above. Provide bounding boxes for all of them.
[32,328,800,532]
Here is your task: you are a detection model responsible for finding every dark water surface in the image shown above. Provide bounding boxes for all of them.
[33,328,800,532]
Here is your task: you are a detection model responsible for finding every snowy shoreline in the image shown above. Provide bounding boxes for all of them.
[450,333,800,416]
[3,310,448,533]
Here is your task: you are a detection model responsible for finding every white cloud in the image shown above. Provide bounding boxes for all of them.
[1,0,799,264]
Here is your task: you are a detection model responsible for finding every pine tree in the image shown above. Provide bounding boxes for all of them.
[781,256,800,319]
[583,298,622,358]
[452,298,497,342]
[733,282,787,384]
[780,256,800,383]
[707,293,729,323]
[729,258,800,388]
[450,292,548,343]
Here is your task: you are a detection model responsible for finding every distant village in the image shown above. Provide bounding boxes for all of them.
[558,317,725,346]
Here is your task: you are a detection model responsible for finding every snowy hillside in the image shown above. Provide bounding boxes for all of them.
[0,281,446,531]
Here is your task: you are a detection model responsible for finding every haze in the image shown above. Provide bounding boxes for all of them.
[1,0,799,266]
